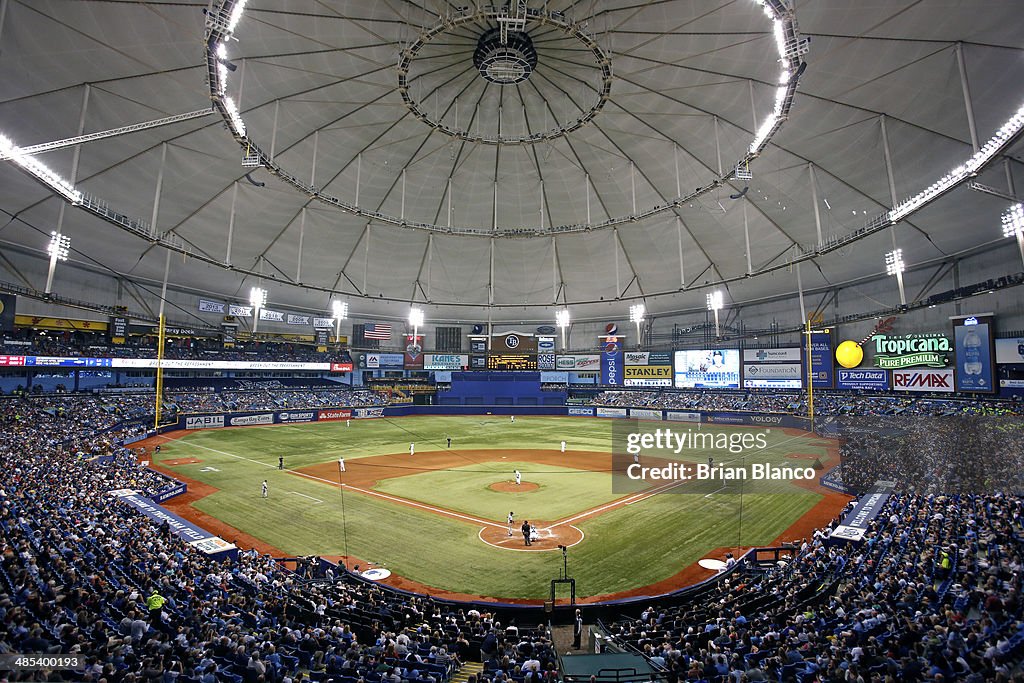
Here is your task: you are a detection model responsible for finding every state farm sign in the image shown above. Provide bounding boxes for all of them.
[891,367,954,393]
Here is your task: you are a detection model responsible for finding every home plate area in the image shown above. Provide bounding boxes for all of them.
[478,522,583,551]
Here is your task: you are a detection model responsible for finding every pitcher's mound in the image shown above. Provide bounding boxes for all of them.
[489,481,539,493]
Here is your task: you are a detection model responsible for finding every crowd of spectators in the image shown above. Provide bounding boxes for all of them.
[164,386,387,414]
[604,490,1024,681]
[1,334,350,365]
[589,390,1024,417]
[0,396,559,682]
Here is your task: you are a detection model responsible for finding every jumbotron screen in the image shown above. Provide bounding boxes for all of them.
[673,349,741,388]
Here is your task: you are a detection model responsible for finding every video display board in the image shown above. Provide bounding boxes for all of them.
[673,349,740,388]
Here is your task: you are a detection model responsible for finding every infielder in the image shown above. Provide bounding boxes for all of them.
[514,469,522,486]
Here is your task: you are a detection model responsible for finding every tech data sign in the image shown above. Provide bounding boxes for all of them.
[871,333,952,369]
[891,367,955,393]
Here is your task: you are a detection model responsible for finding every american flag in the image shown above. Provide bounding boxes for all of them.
[363,323,392,340]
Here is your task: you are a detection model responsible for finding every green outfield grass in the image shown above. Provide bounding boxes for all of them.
[154,415,834,599]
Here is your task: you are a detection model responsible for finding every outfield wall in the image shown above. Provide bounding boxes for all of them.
[168,405,812,430]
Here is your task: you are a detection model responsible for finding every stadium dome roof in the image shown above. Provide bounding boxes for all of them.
[0,1,1022,324]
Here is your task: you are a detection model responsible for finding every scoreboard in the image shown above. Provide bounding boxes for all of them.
[487,354,537,371]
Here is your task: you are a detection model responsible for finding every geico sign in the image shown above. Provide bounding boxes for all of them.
[891,369,954,392]
[624,365,672,378]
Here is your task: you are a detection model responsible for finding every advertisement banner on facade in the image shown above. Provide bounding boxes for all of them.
[623,365,672,386]
[624,366,672,379]
[742,363,802,388]
[871,333,952,369]
[556,354,601,370]
[537,336,556,352]
[836,369,889,391]
[810,331,834,388]
[423,354,468,370]
[277,411,316,423]
[829,481,896,543]
[891,367,955,392]
[623,351,649,365]
[537,353,556,370]
[742,347,802,362]
[185,415,224,430]
[112,358,331,371]
[995,338,1024,364]
[666,411,701,423]
[540,371,570,383]
[568,407,596,416]
[150,481,187,504]
[318,409,352,421]
[601,350,623,385]
[628,408,663,421]
[952,315,995,393]
[229,413,274,426]
[359,353,405,369]
[354,407,385,419]
[647,352,673,366]
[596,407,628,418]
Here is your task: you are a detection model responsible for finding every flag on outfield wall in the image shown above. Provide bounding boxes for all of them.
[363,323,392,340]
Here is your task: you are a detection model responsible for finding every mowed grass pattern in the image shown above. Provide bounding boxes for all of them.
[155,416,831,599]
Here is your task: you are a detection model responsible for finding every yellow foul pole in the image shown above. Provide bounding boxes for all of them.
[805,317,815,433]
[154,314,166,430]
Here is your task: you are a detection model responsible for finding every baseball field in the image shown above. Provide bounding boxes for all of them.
[149,415,847,601]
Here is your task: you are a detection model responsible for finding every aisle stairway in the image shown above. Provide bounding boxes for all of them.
[451,661,484,683]
[552,623,589,655]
